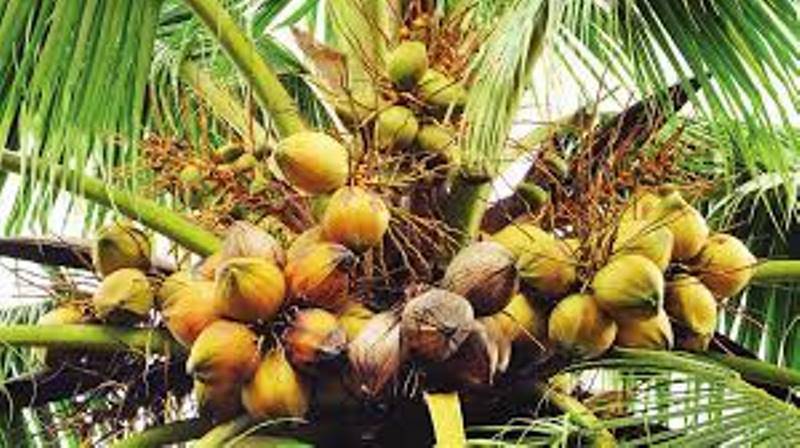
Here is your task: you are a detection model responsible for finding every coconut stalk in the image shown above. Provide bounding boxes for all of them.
[0,325,183,355]
[182,0,306,137]
[0,151,221,256]
[110,418,216,448]
[752,260,800,284]
[534,382,617,448]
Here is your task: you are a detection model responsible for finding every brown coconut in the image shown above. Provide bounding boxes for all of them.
[431,321,498,389]
[284,242,355,311]
[322,186,391,252]
[347,310,404,398]
[401,288,475,362]
[614,308,674,350]
[548,293,617,359]
[592,254,664,319]
[92,223,151,277]
[275,131,349,194]
[194,379,243,422]
[215,257,286,322]
[691,233,757,299]
[441,241,519,316]
[221,221,286,266]
[186,320,261,385]
[241,348,309,419]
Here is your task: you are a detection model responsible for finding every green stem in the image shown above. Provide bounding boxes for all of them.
[0,325,184,355]
[753,260,800,284]
[443,176,492,245]
[704,352,800,387]
[111,417,215,448]
[183,0,306,137]
[534,383,617,447]
[194,415,258,448]
[0,151,221,256]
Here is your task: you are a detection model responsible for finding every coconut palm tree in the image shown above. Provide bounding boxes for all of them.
[0,0,798,445]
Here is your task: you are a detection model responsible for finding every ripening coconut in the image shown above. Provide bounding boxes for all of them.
[275,132,349,194]
[284,308,347,371]
[322,186,391,252]
[612,219,674,271]
[592,254,664,319]
[665,274,718,336]
[186,320,261,385]
[92,223,151,277]
[492,224,577,299]
[548,294,617,359]
[401,288,475,363]
[284,242,355,311]
[92,268,154,323]
[197,252,224,280]
[614,308,674,350]
[387,41,429,90]
[691,233,757,299]
[286,226,324,262]
[194,379,243,422]
[419,69,467,110]
[241,348,310,419]
[215,257,286,323]
[620,191,661,223]
[648,190,709,261]
[220,221,286,266]
[157,272,220,347]
[441,241,519,316]
[375,105,419,150]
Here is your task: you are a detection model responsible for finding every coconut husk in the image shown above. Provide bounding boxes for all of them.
[441,241,518,316]
[347,310,405,398]
[400,288,475,362]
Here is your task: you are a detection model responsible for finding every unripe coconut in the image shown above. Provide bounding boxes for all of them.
[548,294,617,359]
[401,288,475,362]
[441,241,518,316]
[592,254,664,319]
[612,219,674,271]
[284,242,355,311]
[322,186,391,252]
[691,233,756,299]
[416,124,458,161]
[194,379,243,422]
[221,221,286,266]
[92,223,151,277]
[492,224,576,298]
[215,257,286,322]
[419,69,467,110]
[333,86,380,125]
[665,274,718,336]
[348,310,404,397]
[34,303,87,366]
[387,41,428,90]
[284,308,347,371]
[375,106,419,150]
[286,226,324,262]
[648,191,709,261]
[187,320,261,385]
[241,348,309,419]
[614,308,674,350]
[620,191,661,223]
[231,153,258,172]
[275,132,349,194]
[339,301,375,341]
[158,273,220,347]
[213,143,245,163]
[92,268,154,323]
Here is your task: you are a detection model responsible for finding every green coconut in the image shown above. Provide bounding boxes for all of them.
[419,69,467,110]
[415,124,459,162]
[275,132,350,194]
[375,106,419,150]
[591,254,664,319]
[548,293,617,359]
[334,86,381,125]
[387,41,429,90]
[92,223,151,277]
[92,268,154,323]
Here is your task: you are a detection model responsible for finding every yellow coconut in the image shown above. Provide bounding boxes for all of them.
[490,293,549,350]
[241,348,309,419]
[401,288,475,362]
[648,191,709,261]
[187,320,261,385]
[197,252,224,280]
[387,41,429,90]
[441,241,518,316]
[286,226,324,262]
[375,105,419,150]
[322,186,391,252]
[592,254,664,319]
[158,273,220,347]
[612,219,674,271]
[492,223,576,298]
[194,379,243,421]
[215,257,286,322]
[284,242,355,311]
[419,69,467,110]
[221,221,286,266]
[338,301,376,341]
[92,268,154,322]
[92,223,151,277]
[275,131,349,194]
[284,308,347,371]
[548,294,617,358]
[691,233,757,299]
[665,274,718,336]
[614,308,674,350]
[620,191,661,223]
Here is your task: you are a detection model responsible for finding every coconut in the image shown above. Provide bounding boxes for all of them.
[339,300,376,341]
[432,321,497,388]
[612,219,674,271]
[231,153,258,172]
[419,69,467,110]
[416,124,458,162]
[275,131,349,194]
[286,226,324,262]
[215,257,286,322]
[548,293,617,359]
[321,186,391,252]
[221,221,286,266]
[187,320,261,385]
[348,310,404,398]
[691,233,757,299]
[194,379,243,422]
[492,224,576,299]
[620,191,661,223]
[92,223,151,277]
[333,86,381,125]
[648,191,709,261]
[197,252,224,280]
[375,106,419,150]
[401,288,475,362]
[92,268,154,323]
[284,242,355,311]
[614,308,674,350]
[665,274,718,336]
[158,273,220,347]
[488,293,549,363]
[592,254,664,319]
[441,241,518,316]
[387,41,428,90]
[284,308,347,371]
[34,303,87,366]
[241,348,309,419]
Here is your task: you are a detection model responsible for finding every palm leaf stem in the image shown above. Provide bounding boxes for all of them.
[0,325,183,355]
[753,260,800,284]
